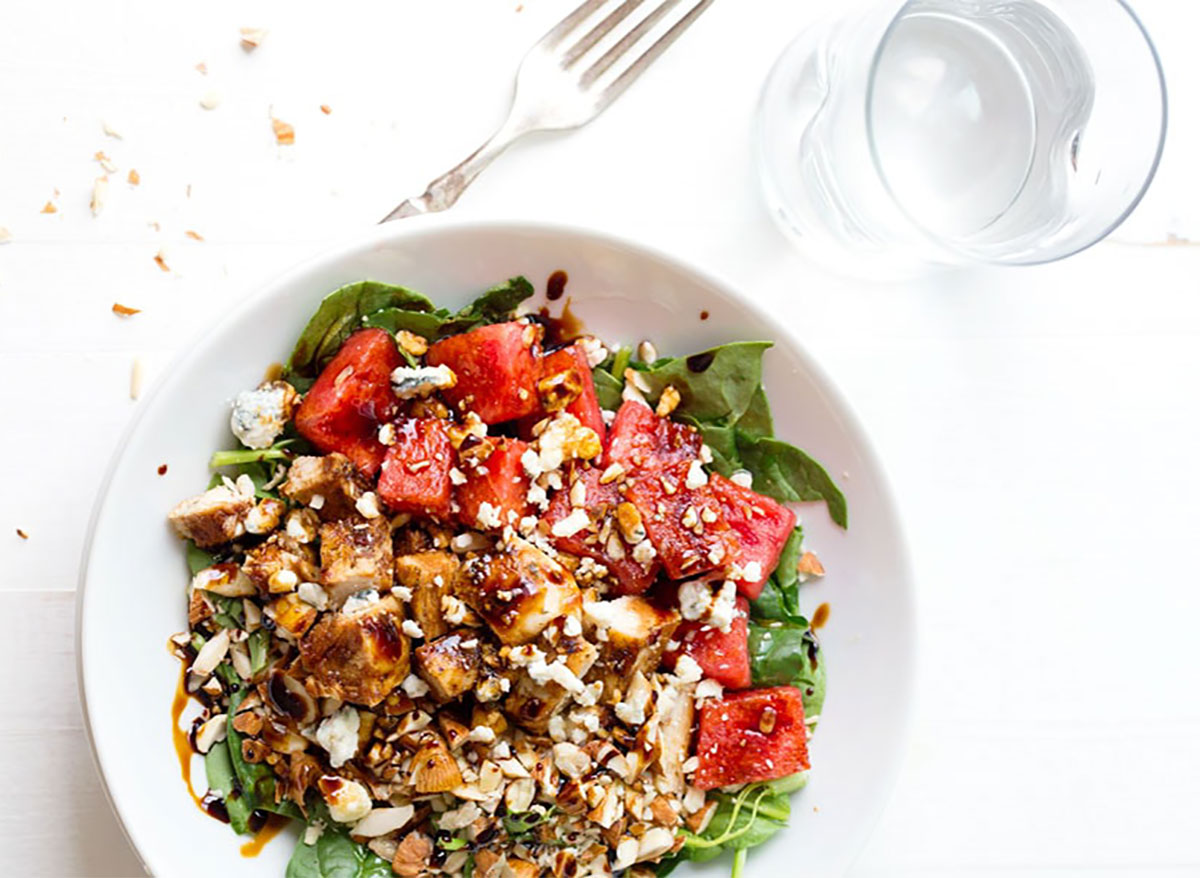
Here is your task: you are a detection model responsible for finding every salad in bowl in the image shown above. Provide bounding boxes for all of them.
[165,274,844,878]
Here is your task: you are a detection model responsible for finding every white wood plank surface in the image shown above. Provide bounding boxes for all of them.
[2,1,1199,876]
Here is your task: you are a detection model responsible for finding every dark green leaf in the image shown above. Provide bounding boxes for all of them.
[210,442,293,468]
[186,541,217,576]
[749,528,807,624]
[638,341,772,424]
[693,421,740,476]
[285,281,436,380]
[735,435,848,528]
[286,805,393,878]
[208,459,282,500]
[591,367,623,410]
[227,689,303,820]
[211,596,244,630]
[748,622,827,720]
[438,276,535,336]
[362,307,451,341]
[735,386,774,440]
[204,741,254,835]
[248,628,271,676]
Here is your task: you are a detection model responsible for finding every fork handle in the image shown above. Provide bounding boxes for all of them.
[379,118,527,223]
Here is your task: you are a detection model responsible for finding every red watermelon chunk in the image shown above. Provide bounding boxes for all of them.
[542,467,660,595]
[519,343,606,440]
[376,418,453,518]
[693,686,810,790]
[425,321,540,424]
[710,473,797,599]
[603,400,702,474]
[662,596,751,689]
[294,328,402,476]
[624,460,740,579]
[455,438,532,531]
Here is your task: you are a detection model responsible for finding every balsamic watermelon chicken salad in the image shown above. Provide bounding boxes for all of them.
[166,276,845,878]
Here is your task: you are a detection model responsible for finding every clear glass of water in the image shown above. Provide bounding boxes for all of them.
[755,0,1167,278]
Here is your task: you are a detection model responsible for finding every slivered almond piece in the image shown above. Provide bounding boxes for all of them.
[271,116,295,145]
[153,250,170,272]
[127,169,140,185]
[90,176,109,216]
[320,104,332,115]
[94,151,117,173]
[112,303,140,316]
[240,27,268,49]
[185,229,204,241]
[41,201,57,214]
[0,228,12,244]
[797,551,825,579]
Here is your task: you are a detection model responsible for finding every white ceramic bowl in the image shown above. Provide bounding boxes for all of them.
[77,218,915,877]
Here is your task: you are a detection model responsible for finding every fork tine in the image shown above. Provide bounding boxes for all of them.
[579,0,684,89]
[539,0,611,50]
[561,0,650,69]
[598,0,714,103]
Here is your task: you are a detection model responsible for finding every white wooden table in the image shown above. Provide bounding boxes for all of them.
[2,1,1198,875]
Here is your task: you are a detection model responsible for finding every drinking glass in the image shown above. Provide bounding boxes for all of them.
[755,0,1167,278]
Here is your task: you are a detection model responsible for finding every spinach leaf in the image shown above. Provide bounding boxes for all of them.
[226,689,303,820]
[637,342,771,424]
[210,441,294,469]
[735,435,848,529]
[666,781,794,875]
[248,628,272,676]
[748,622,827,720]
[502,805,555,841]
[735,386,774,440]
[362,307,449,341]
[438,277,535,336]
[286,806,392,878]
[749,528,807,624]
[211,596,245,630]
[186,541,217,576]
[592,367,623,411]
[204,739,254,835]
[285,281,437,380]
[208,459,282,500]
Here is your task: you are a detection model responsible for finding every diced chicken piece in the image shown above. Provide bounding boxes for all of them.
[299,595,411,706]
[395,552,462,641]
[242,533,318,593]
[458,538,582,645]
[280,453,368,521]
[653,676,696,796]
[583,596,680,698]
[268,593,319,639]
[230,380,298,449]
[413,630,482,703]
[504,635,599,733]
[319,517,393,608]
[167,477,255,547]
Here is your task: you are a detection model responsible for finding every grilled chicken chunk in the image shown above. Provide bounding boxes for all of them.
[504,634,599,733]
[653,676,695,795]
[458,539,582,645]
[395,551,463,641]
[583,596,680,699]
[280,453,368,521]
[167,476,255,547]
[319,517,393,608]
[242,533,318,593]
[299,594,411,706]
[414,629,482,702]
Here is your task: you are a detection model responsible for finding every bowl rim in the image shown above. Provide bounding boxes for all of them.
[75,214,918,876]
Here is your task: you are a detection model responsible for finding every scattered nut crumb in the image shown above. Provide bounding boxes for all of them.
[240,27,267,49]
[796,551,825,578]
[130,357,145,399]
[185,230,204,241]
[41,201,58,214]
[271,117,295,145]
[147,220,160,231]
[90,176,109,216]
[16,529,28,539]
[158,464,169,476]
[102,119,124,139]
[112,302,141,316]
[195,62,208,75]
[186,184,192,198]
[199,91,221,110]
[320,104,332,115]
[127,169,140,186]
[0,227,11,244]
[153,250,170,272]
[94,151,117,173]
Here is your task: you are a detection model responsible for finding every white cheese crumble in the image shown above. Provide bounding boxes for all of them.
[695,678,724,702]
[297,582,330,611]
[631,539,657,566]
[355,491,381,519]
[551,508,590,538]
[465,725,496,744]
[476,501,503,530]
[315,705,360,768]
[324,778,372,823]
[730,469,754,488]
[673,654,704,684]
[685,459,709,490]
[393,585,413,602]
[390,364,456,399]
[678,580,713,621]
[342,589,380,615]
[708,580,738,633]
[230,384,292,450]
[401,674,430,698]
[401,619,425,639]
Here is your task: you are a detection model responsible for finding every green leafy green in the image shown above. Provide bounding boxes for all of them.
[736,436,848,528]
[436,835,469,851]
[211,596,245,630]
[748,622,827,720]
[186,541,217,576]
[204,739,254,835]
[437,276,535,336]
[502,805,555,841]
[226,689,303,821]
[285,807,392,878]
[285,281,437,380]
[362,307,449,341]
[749,528,807,623]
[248,627,272,676]
[592,367,623,411]
[208,459,282,500]
[210,441,294,468]
[637,341,771,424]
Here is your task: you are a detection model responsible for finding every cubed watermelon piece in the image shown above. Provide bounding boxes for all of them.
[425,321,540,424]
[376,418,453,517]
[294,328,402,476]
[456,438,532,531]
[542,466,660,595]
[693,686,810,790]
[624,460,740,579]
[709,473,797,600]
[662,596,751,689]
[602,400,702,474]
[518,343,606,440]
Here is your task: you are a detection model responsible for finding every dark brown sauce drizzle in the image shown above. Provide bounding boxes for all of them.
[263,361,284,382]
[157,463,168,476]
[241,813,288,858]
[700,310,710,321]
[534,298,585,350]
[812,602,830,630]
[170,662,204,810]
[686,351,716,373]
[546,269,568,301]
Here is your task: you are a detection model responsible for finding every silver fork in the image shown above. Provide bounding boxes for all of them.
[379,0,716,223]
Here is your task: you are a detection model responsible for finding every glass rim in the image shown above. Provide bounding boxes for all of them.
[863,0,1169,266]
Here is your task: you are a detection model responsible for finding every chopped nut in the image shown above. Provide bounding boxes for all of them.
[112,302,140,316]
[240,26,268,49]
[758,706,778,734]
[504,777,535,813]
[616,502,646,544]
[391,831,433,878]
[797,551,825,579]
[537,368,584,412]
[394,329,428,357]
[655,385,681,417]
[127,168,140,185]
[271,116,295,145]
[185,229,204,241]
[320,104,332,115]
[199,91,221,110]
[410,736,463,793]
